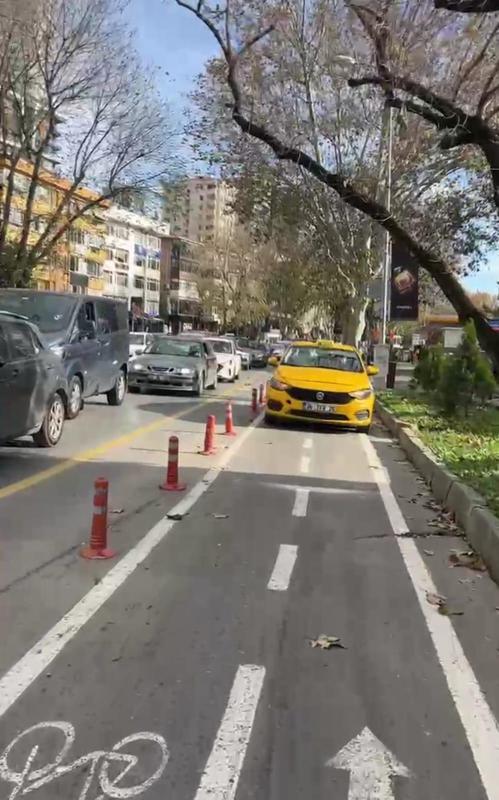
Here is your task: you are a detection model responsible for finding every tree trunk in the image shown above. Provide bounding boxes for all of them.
[341,293,369,347]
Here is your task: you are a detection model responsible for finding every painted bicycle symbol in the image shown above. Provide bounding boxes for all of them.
[0,721,169,799]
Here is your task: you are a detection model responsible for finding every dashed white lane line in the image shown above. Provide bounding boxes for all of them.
[292,487,310,517]
[0,414,265,720]
[303,438,313,450]
[267,545,298,591]
[194,664,266,800]
[300,455,311,474]
[360,436,499,800]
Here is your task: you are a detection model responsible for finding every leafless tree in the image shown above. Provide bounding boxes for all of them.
[435,0,499,12]
[0,0,177,285]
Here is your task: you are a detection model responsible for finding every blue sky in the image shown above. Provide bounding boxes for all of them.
[127,1,498,296]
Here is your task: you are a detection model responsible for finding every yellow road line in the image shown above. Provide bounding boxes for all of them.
[0,383,250,502]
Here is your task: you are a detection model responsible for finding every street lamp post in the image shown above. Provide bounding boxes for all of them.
[381,106,394,345]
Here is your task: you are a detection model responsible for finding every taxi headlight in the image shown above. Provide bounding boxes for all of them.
[349,388,373,400]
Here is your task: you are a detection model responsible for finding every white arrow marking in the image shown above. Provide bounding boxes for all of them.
[327,727,411,800]
[268,482,374,495]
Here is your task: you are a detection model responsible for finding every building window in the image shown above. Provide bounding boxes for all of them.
[10,208,24,226]
[135,232,147,246]
[103,270,113,284]
[134,276,144,289]
[69,228,85,245]
[116,273,128,287]
[147,257,160,271]
[69,255,79,272]
[86,261,101,277]
[135,255,146,268]
[115,248,128,265]
[147,279,159,292]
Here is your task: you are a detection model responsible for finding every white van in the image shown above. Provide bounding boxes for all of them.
[205,337,241,382]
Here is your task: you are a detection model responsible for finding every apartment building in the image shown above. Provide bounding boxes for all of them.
[102,207,170,317]
[0,159,107,295]
[161,235,204,332]
[163,177,236,245]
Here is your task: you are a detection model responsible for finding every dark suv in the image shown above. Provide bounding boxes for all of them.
[0,290,129,418]
[0,312,68,447]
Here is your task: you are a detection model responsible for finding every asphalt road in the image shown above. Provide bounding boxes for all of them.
[1,369,499,800]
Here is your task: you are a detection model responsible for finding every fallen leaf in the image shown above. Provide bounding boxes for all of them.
[213,514,229,519]
[449,550,487,572]
[167,512,186,521]
[426,591,447,608]
[309,634,346,650]
[111,508,124,514]
[438,606,464,617]
[423,549,435,556]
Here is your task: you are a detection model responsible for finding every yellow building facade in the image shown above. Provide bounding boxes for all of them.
[0,160,108,295]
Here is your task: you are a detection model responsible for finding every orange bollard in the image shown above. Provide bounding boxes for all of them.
[224,402,237,436]
[80,478,117,560]
[201,414,217,455]
[160,435,187,491]
[251,387,258,415]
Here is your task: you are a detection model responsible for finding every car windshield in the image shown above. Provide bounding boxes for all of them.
[282,346,363,373]
[210,340,232,354]
[145,338,203,358]
[0,291,77,334]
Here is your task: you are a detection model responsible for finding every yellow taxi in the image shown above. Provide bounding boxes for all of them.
[265,340,379,432]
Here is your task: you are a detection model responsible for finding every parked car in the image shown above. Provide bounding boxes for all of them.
[0,311,68,447]
[128,336,218,395]
[237,347,250,370]
[250,343,270,368]
[129,332,158,359]
[204,337,241,382]
[0,290,129,419]
[266,340,379,432]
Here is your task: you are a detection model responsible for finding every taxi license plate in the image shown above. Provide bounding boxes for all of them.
[303,402,335,413]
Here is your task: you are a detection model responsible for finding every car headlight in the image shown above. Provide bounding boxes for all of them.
[178,367,195,376]
[270,376,290,392]
[131,363,147,372]
[349,388,373,400]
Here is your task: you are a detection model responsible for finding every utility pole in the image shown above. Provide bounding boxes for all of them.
[381,106,394,345]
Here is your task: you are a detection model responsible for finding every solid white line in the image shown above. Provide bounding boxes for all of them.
[360,435,499,800]
[194,664,265,800]
[292,487,310,517]
[300,455,311,474]
[0,413,265,720]
[267,545,298,591]
[303,438,313,450]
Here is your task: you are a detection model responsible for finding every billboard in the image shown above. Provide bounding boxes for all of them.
[390,242,419,321]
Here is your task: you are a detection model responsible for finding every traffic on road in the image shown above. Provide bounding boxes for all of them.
[1,316,499,800]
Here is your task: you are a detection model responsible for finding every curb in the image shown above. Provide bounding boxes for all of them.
[376,399,499,584]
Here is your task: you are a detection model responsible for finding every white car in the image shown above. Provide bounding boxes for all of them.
[129,332,157,359]
[205,337,241,382]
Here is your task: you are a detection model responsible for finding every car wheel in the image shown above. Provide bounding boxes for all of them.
[33,393,65,447]
[194,373,205,397]
[107,369,127,406]
[67,375,83,419]
[235,370,240,381]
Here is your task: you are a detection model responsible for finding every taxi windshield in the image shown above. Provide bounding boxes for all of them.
[282,346,363,373]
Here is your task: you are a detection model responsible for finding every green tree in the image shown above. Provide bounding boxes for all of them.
[438,321,496,414]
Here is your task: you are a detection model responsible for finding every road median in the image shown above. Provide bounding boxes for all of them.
[376,395,499,585]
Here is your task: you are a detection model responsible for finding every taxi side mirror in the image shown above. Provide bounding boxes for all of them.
[268,356,279,366]
[367,364,379,376]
